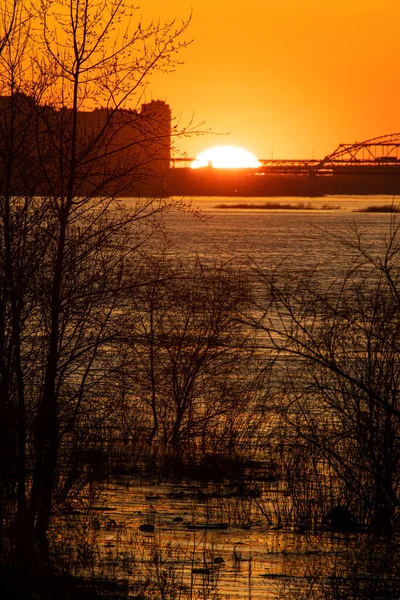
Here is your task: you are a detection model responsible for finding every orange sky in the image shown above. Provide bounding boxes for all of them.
[143,0,400,161]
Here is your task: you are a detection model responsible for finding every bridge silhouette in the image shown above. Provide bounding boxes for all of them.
[172,133,400,176]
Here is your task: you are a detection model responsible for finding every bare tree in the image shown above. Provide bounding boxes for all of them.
[106,256,265,466]
[251,220,400,535]
[0,0,193,568]
[0,0,49,566]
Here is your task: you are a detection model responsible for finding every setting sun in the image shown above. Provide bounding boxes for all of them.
[191,146,261,169]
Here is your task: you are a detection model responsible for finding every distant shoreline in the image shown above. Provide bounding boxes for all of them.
[355,204,400,213]
[214,202,339,210]
[214,201,400,213]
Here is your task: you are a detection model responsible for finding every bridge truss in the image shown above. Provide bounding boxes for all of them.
[314,133,400,174]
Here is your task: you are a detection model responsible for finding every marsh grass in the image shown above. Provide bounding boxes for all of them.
[275,537,400,600]
[49,497,229,600]
[43,470,400,600]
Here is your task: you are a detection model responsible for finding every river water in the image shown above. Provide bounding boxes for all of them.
[66,195,400,599]
[162,195,396,271]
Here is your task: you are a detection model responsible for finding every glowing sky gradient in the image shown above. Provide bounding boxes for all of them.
[143,0,400,161]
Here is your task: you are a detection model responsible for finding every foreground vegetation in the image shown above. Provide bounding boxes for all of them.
[2,1,400,599]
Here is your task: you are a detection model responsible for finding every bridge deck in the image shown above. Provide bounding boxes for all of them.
[171,157,400,175]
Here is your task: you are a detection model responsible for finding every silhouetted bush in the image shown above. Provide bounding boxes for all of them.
[252,218,400,535]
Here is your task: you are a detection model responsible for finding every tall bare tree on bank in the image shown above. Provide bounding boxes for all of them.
[0,0,192,567]
[0,0,44,564]
[250,220,400,536]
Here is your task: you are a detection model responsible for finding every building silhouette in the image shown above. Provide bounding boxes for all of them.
[0,94,172,197]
